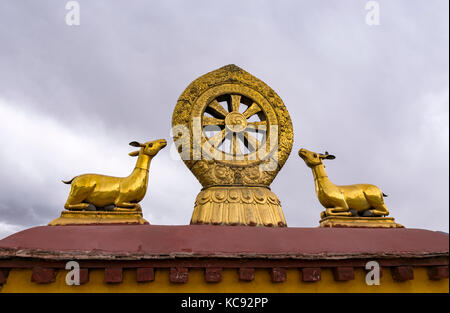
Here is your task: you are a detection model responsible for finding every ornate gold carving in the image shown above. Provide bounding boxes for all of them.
[172,65,293,227]
[191,186,286,227]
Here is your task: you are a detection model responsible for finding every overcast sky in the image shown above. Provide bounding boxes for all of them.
[0,0,448,238]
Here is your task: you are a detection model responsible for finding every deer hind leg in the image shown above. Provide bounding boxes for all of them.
[325,196,352,216]
[64,202,92,210]
[65,202,96,211]
[364,192,389,216]
[64,185,95,211]
[367,204,389,216]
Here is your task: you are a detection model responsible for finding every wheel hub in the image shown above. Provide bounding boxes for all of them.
[224,112,247,133]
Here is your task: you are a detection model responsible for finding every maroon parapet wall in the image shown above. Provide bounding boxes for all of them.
[0,225,447,260]
[0,225,448,286]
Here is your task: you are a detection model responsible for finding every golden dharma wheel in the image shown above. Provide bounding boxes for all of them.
[172,65,293,227]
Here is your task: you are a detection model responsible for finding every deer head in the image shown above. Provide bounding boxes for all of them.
[129,139,167,157]
[298,148,335,168]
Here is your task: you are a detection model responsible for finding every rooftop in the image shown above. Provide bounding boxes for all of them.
[0,225,447,261]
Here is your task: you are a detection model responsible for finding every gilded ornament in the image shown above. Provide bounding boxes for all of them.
[298,148,403,228]
[172,65,293,227]
[50,139,166,225]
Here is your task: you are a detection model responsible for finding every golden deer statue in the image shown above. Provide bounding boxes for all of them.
[63,139,167,211]
[298,148,389,219]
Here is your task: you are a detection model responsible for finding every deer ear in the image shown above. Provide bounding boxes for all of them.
[128,151,139,157]
[129,141,141,147]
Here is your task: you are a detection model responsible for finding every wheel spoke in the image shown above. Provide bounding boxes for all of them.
[232,133,243,155]
[208,129,227,148]
[206,100,229,118]
[229,95,241,112]
[203,116,225,127]
[246,121,267,132]
[243,102,261,119]
[203,95,269,156]
[243,132,261,152]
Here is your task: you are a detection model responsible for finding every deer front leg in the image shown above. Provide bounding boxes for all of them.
[114,201,141,211]
[326,207,353,216]
[367,205,389,217]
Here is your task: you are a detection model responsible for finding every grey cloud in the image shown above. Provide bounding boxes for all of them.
[0,0,448,237]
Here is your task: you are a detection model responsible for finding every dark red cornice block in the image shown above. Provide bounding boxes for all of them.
[271,268,286,283]
[79,269,89,284]
[391,266,414,281]
[205,267,222,283]
[136,268,155,283]
[104,267,123,284]
[31,267,56,284]
[0,269,9,284]
[427,266,448,280]
[302,268,321,282]
[66,268,89,285]
[333,267,355,281]
[239,268,255,281]
[170,267,188,283]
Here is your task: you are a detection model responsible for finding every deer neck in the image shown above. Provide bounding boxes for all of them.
[128,154,153,183]
[120,153,154,204]
[134,153,153,172]
[311,163,333,194]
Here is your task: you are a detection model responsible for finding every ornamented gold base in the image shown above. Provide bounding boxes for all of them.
[48,210,149,226]
[319,216,404,228]
[191,186,287,227]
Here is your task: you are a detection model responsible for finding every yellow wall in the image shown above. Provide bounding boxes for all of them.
[1,267,448,293]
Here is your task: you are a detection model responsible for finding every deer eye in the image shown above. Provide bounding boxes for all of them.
[148,144,153,148]
[313,154,317,158]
